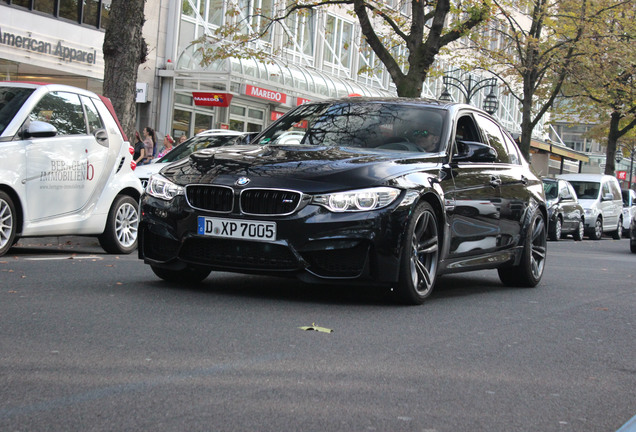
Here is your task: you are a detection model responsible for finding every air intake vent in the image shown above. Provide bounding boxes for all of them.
[240,189,302,215]
[186,185,233,212]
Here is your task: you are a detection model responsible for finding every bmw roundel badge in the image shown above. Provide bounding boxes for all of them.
[236,177,250,186]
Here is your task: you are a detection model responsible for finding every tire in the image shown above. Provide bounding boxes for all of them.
[498,210,547,287]
[395,202,440,305]
[588,217,602,240]
[631,239,636,253]
[0,191,17,257]
[611,217,622,240]
[548,217,561,241]
[151,265,211,283]
[573,219,584,241]
[98,195,139,254]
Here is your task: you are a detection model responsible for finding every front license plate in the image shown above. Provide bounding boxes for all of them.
[197,216,276,241]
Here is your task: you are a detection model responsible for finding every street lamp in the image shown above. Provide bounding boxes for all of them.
[438,69,500,115]
[615,143,635,190]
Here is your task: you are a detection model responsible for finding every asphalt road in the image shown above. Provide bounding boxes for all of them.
[1,236,635,432]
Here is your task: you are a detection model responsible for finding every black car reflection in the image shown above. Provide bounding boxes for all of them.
[542,178,585,241]
[139,98,547,304]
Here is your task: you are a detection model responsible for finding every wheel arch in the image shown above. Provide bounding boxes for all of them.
[0,185,24,235]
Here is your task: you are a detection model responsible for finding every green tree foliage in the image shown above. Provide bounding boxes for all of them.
[197,0,493,98]
[457,0,598,159]
[560,0,635,176]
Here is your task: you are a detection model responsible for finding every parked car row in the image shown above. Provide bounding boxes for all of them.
[542,174,636,248]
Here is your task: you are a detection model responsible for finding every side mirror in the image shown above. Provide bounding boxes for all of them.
[94,128,109,146]
[602,193,614,201]
[453,140,498,163]
[21,120,57,139]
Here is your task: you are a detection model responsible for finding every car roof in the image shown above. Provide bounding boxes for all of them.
[558,173,618,182]
[300,96,484,116]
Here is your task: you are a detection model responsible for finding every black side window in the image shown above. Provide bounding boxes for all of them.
[28,91,87,136]
[455,115,480,142]
[475,114,509,163]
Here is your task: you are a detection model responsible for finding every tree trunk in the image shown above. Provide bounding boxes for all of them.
[604,110,622,175]
[102,0,147,141]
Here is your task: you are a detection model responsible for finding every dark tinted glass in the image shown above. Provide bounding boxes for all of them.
[82,0,98,26]
[34,0,54,13]
[258,102,447,153]
[59,0,79,21]
[0,87,35,135]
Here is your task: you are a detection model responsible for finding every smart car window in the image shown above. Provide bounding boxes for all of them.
[81,96,104,134]
[28,91,87,136]
[475,114,509,163]
[0,87,34,135]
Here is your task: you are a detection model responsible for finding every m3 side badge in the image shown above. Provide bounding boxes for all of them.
[236,177,250,186]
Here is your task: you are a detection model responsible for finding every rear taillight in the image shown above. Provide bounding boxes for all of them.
[131,160,137,171]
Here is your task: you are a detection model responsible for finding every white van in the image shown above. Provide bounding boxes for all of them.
[0,82,143,256]
[558,174,624,239]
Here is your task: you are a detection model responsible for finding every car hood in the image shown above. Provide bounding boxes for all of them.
[160,144,442,192]
[577,199,598,210]
[134,162,168,179]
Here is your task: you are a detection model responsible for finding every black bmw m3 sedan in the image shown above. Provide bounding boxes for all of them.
[139,98,547,304]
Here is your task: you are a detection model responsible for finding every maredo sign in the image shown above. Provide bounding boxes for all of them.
[245,84,287,104]
[192,92,233,107]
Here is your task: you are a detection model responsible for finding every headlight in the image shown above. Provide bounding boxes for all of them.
[145,174,185,201]
[313,187,400,212]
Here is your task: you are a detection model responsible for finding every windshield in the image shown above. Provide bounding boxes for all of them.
[0,87,35,135]
[569,181,600,199]
[257,102,448,153]
[157,134,242,163]
[543,181,558,200]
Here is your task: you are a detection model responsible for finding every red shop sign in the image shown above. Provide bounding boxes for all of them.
[617,171,627,180]
[192,92,233,107]
[271,111,285,121]
[245,84,287,103]
[297,97,311,106]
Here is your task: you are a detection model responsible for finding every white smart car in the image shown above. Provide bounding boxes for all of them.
[0,82,143,256]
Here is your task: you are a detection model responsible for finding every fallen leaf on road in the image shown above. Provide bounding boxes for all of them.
[299,323,333,333]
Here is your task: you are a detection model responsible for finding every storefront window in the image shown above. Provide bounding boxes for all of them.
[182,0,195,17]
[59,0,79,21]
[100,0,110,29]
[173,108,191,137]
[11,0,32,7]
[207,0,223,26]
[194,112,212,133]
[229,119,244,131]
[82,0,99,26]
[34,0,55,14]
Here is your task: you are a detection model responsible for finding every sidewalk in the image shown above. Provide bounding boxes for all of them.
[12,236,107,254]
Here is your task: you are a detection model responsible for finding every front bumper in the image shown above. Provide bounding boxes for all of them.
[139,194,412,285]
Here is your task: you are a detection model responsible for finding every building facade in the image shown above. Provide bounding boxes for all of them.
[3,0,584,177]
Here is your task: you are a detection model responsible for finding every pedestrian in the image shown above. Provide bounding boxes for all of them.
[133,130,146,165]
[142,126,156,164]
[157,134,175,158]
[179,134,187,145]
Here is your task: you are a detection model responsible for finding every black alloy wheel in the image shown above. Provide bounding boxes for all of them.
[396,201,440,305]
[498,210,547,287]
